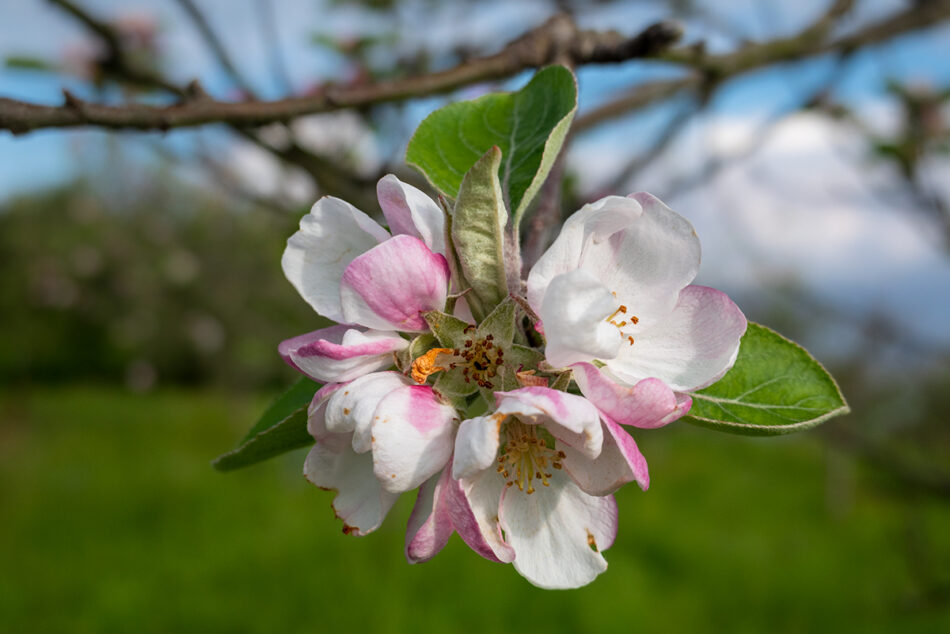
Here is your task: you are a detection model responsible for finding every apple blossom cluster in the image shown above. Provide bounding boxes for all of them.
[279,175,746,589]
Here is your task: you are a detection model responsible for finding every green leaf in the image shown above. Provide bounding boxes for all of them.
[451,146,509,319]
[406,65,577,223]
[213,377,320,471]
[683,323,849,436]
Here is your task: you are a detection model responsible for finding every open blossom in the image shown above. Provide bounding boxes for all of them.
[281,175,460,535]
[279,176,747,588]
[526,192,747,420]
[280,174,450,379]
[450,388,624,589]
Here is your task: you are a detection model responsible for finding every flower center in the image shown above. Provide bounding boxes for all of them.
[496,421,565,495]
[409,327,505,387]
[605,301,639,347]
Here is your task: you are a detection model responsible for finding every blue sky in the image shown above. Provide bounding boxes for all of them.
[3,0,949,196]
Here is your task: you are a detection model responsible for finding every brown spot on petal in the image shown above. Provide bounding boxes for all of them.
[342,408,350,415]
[586,530,599,552]
[342,524,358,535]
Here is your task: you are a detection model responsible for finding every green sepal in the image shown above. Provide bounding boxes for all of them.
[506,344,545,372]
[433,367,479,400]
[423,310,473,349]
[549,370,572,392]
[475,297,517,346]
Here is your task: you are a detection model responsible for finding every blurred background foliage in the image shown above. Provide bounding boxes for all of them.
[2,0,950,631]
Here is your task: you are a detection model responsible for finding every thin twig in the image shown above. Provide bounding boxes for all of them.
[574,0,949,133]
[172,0,256,96]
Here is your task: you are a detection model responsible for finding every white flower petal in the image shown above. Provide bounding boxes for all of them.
[447,468,515,563]
[303,434,399,536]
[494,387,603,460]
[324,371,411,452]
[453,415,503,480]
[539,269,622,368]
[499,470,618,589]
[561,416,649,496]
[606,285,747,391]
[282,197,389,322]
[588,193,701,330]
[280,326,407,384]
[371,385,458,493]
[377,174,446,255]
[526,195,642,312]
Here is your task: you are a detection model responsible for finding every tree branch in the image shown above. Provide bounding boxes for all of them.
[573,0,950,133]
[0,15,682,134]
[46,0,186,97]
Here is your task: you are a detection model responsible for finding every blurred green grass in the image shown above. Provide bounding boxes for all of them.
[1,387,948,633]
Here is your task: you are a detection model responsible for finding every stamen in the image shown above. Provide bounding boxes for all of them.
[497,421,564,494]
[605,298,640,345]
[409,335,505,387]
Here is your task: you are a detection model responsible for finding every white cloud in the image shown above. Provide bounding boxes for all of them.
[570,111,950,345]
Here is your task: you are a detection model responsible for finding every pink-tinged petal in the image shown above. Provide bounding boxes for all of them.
[282,196,389,322]
[405,464,455,564]
[453,415,503,480]
[606,285,747,391]
[371,385,458,493]
[494,387,603,460]
[279,326,407,384]
[562,416,649,496]
[306,382,345,440]
[539,269,623,368]
[325,372,411,452]
[340,235,450,332]
[452,295,475,323]
[377,174,446,255]
[446,468,516,563]
[304,386,397,535]
[303,434,399,536]
[526,195,642,312]
[499,470,618,589]
[573,363,690,429]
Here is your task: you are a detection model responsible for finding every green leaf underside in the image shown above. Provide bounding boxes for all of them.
[213,377,320,471]
[451,146,509,319]
[406,65,577,221]
[683,323,849,436]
